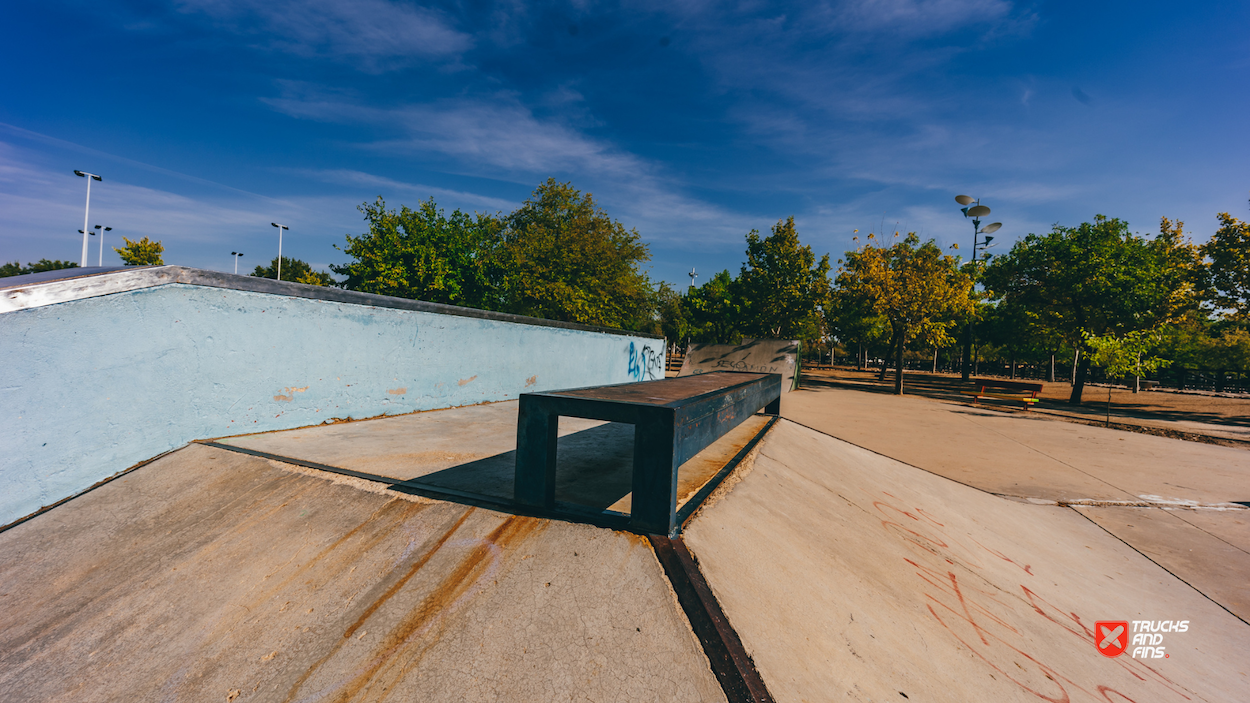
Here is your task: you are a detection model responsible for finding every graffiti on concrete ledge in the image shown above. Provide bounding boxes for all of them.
[628,342,663,381]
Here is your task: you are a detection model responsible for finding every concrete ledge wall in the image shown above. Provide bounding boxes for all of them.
[0,267,665,526]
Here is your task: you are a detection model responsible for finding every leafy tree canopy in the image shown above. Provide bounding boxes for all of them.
[332,197,501,307]
[114,236,164,266]
[252,257,334,286]
[498,178,653,328]
[737,216,831,340]
[1203,205,1250,319]
[0,259,80,278]
[982,215,1197,403]
[838,233,974,393]
[685,269,743,344]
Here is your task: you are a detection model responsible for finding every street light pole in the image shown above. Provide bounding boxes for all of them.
[270,223,288,281]
[954,195,1003,381]
[74,171,102,266]
[231,252,244,275]
[94,226,111,266]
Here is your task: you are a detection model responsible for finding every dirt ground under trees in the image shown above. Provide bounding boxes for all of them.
[803,366,1250,448]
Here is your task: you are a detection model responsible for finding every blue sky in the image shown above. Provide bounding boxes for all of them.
[2,1,1248,286]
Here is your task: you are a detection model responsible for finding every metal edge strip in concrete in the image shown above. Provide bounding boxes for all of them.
[648,535,775,703]
[0,266,663,339]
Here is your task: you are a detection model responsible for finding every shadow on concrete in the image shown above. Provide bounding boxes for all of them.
[411,422,636,512]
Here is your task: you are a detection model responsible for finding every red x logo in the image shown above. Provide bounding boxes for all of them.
[1095,621,1129,657]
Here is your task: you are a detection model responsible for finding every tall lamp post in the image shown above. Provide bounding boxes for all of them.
[231,251,244,275]
[270,223,288,281]
[93,225,112,266]
[954,195,1003,380]
[688,267,697,291]
[74,171,102,266]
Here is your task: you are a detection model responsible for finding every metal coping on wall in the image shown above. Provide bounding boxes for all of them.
[0,266,664,339]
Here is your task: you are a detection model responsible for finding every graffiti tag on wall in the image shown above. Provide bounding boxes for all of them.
[628,342,663,381]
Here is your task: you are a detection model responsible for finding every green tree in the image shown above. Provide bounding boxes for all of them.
[654,281,691,346]
[332,197,501,307]
[839,233,975,394]
[1203,206,1250,319]
[825,280,887,370]
[737,216,831,341]
[0,259,80,277]
[685,270,743,344]
[983,215,1196,404]
[497,178,652,328]
[1083,329,1169,424]
[114,236,164,266]
[252,257,334,286]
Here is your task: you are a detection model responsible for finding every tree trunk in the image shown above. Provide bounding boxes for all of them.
[1069,352,1092,404]
[856,342,864,371]
[1070,348,1080,385]
[960,324,972,381]
[1048,351,1056,384]
[1010,352,1017,380]
[894,332,905,395]
[932,348,938,374]
[878,334,894,382]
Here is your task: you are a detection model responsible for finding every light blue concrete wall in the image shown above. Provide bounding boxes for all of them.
[0,283,665,526]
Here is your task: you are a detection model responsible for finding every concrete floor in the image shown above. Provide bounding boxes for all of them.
[0,443,726,702]
[217,400,771,515]
[684,420,1250,702]
[5,385,1248,702]
[781,385,1250,623]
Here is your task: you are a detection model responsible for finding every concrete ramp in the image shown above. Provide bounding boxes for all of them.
[683,420,1248,702]
[0,444,725,702]
[679,340,799,391]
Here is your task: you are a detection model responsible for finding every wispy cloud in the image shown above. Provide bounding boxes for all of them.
[175,0,472,66]
[291,168,519,212]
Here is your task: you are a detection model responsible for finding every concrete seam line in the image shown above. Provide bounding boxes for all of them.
[780,417,1021,500]
[647,534,775,703]
[1066,507,1250,628]
[0,445,185,534]
[195,441,633,532]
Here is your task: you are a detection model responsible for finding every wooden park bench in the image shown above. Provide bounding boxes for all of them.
[961,378,1044,410]
[514,371,782,535]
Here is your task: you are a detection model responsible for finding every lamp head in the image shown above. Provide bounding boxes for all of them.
[94,225,102,230]
[104,227,112,231]
[967,205,991,218]
[982,222,1002,234]
[93,174,102,181]
[74,170,85,177]
[955,195,975,206]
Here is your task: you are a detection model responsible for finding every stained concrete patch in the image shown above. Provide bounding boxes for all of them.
[683,420,1249,702]
[0,444,725,702]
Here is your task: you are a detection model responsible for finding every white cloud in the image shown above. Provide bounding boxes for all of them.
[176,0,471,65]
